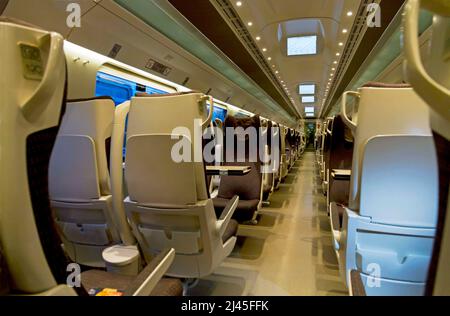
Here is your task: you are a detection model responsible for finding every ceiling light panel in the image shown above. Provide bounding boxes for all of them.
[302,96,315,103]
[299,84,315,95]
[287,35,317,56]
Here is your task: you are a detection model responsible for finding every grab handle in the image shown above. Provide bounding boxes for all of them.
[403,0,450,121]
[201,95,214,129]
[341,91,359,133]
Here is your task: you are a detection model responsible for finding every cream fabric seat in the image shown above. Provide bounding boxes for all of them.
[279,126,289,181]
[122,92,239,279]
[0,19,178,297]
[49,97,121,267]
[335,83,439,296]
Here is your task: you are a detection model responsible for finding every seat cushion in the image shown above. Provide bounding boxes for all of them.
[222,219,238,243]
[213,198,259,223]
[81,270,183,296]
[149,278,184,296]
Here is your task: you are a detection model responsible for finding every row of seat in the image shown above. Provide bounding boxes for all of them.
[312,1,450,295]
[1,18,185,296]
[0,17,308,296]
[48,96,307,293]
[313,0,450,293]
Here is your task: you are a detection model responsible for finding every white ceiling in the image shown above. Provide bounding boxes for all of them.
[231,0,361,117]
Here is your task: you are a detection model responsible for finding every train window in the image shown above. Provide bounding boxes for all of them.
[146,86,167,95]
[96,72,135,105]
[207,104,228,123]
[95,72,167,105]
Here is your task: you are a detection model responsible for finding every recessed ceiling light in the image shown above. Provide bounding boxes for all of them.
[275,71,279,74]
[262,48,267,52]
[339,42,344,46]
[333,61,338,64]
[272,65,275,68]
[347,11,353,16]
[268,57,272,61]
[302,96,315,103]
[336,52,340,56]
[342,29,348,34]
[287,35,318,56]
[332,68,336,71]
[236,1,242,7]
[256,36,261,41]
[248,22,253,27]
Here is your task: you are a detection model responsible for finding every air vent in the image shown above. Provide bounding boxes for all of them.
[108,44,122,59]
[182,77,190,86]
[145,58,172,76]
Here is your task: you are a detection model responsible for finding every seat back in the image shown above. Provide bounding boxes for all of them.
[279,125,288,179]
[126,92,210,205]
[343,84,437,224]
[218,115,262,201]
[0,18,78,295]
[203,118,224,191]
[322,117,334,178]
[49,98,114,200]
[48,98,120,267]
[124,92,234,278]
[272,122,283,184]
[261,119,274,200]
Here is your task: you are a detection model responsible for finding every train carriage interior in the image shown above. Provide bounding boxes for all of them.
[0,0,449,298]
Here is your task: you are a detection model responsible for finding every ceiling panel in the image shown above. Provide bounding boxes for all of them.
[231,0,361,118]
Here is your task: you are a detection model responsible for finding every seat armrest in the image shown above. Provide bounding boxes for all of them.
[349,270,367,296]
[123,248,175,296]
[216,195,239,237]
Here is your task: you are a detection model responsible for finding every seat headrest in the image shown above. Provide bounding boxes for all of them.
[224,115,260,129]
[68,96,114,103]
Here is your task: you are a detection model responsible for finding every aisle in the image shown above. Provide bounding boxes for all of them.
[189,152,348,296]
